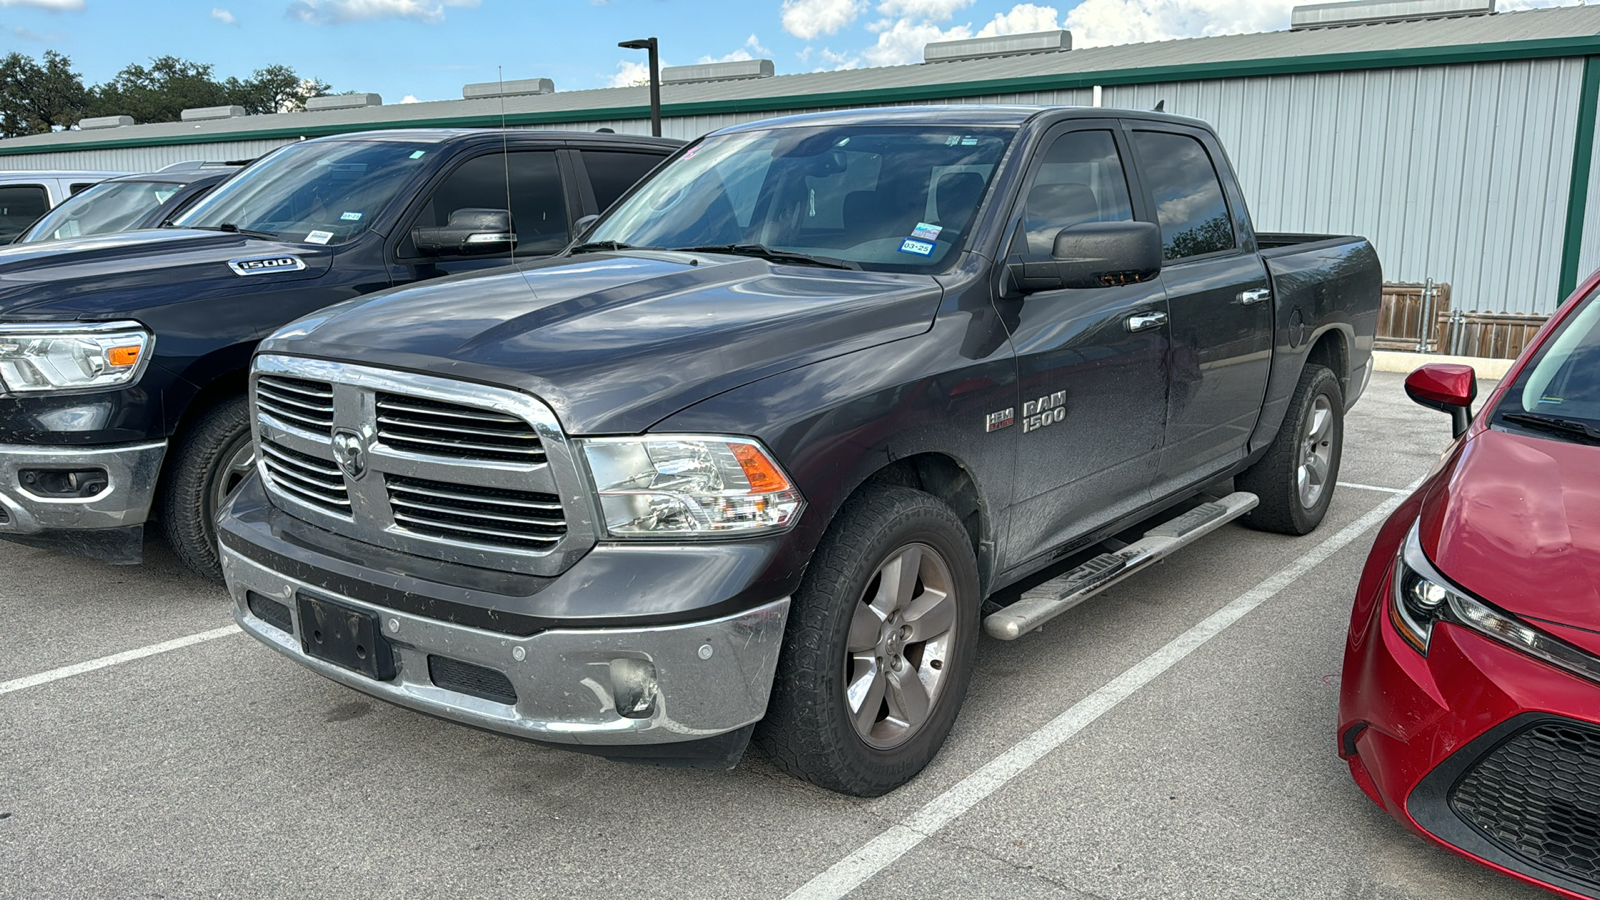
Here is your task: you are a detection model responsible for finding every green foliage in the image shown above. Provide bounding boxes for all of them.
[0,52,333,137]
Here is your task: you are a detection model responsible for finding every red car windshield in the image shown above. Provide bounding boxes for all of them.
[1493,285,1600,442]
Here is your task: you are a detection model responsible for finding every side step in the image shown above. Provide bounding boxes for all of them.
[983,491,1259,641]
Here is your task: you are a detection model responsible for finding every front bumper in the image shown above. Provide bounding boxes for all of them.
[222,537,790,749]
[1340,551,1600,899]
[0,439,165,534]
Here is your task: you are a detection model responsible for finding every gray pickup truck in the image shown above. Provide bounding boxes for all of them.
[219,106,1381,795]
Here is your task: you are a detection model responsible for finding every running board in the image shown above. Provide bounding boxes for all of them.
[983,491,1259,641]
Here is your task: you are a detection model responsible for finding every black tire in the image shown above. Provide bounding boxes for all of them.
[159,396,254,582]
[756,484,981,796]
[1237,363,1344,535]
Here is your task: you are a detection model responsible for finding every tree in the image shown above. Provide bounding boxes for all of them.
[89,56,231,124]
[224,65,331,115]
[0,50,89,138]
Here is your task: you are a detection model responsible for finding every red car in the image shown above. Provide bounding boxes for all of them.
[1340,270,1600,899]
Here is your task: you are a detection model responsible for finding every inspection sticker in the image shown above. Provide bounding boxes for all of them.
[340,211,363,221]
[409,150,426,159]
[899,238,936,257]
[911,222,942,241]
[305,230,334,245]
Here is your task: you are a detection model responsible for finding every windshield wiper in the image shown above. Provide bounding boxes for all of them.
[1501,411,1600,444]
[569,240,641,254]
[667,244,859,270]
[185,223,281,240]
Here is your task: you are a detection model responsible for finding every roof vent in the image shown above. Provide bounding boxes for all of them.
[463,78,555,100]
[1291,0,1494,29]
[924,30,1070,63]
[661,59,775,84]
[305,93,383,111]
[180,105,246,122]
[79,115,134,130]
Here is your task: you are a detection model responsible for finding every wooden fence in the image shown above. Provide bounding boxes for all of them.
[1377,282,1547,359]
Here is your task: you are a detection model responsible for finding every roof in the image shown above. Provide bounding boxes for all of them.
[4,3,1598,157]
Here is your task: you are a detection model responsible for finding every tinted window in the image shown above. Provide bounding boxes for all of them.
[1019,130,1134,256]
[0,184,49,243]
[582,150,664,212]
[19,180,182,243]
[70,182,97,195]
[403,151,569,256]
[1132,131,1234,260]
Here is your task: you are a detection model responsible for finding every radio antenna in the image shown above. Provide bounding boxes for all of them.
[499,64,515,266]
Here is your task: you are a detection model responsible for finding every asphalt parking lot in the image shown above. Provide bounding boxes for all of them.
[0,370,1548,900]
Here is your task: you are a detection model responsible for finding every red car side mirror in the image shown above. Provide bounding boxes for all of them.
[1405,363,1477,438]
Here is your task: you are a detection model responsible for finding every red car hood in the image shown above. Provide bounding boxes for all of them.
[1424,426,1600,636]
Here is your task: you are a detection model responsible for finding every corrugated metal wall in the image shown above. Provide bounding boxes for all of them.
[5,58,1586,314]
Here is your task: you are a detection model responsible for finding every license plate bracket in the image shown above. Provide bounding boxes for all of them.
[297,593,396,681]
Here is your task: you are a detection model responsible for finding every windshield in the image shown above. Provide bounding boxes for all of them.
[586,124,1015,271]
[18,180,181,243]
[1494,286,1600,438]
[175,139,434,245]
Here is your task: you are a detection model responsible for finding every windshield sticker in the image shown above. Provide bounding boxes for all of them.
[899,238,936,257]
[911,222,942,241]
[409,150,426,159]
[961,136,978,146]
[340,211,363,221]
[945,136,961,146]
[306,230,334,245]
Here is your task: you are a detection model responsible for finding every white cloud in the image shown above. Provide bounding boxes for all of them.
[975,2,1062,36]
[287,0,479,25]
[1064,0,1288,47]
[211,7,237,24]
[401,94,420,103]
[877,0,972,21]
[698,34,772,64]
[781,0,865,40]
[0,0,84,9]
[861,17,971,66]
[608,58,654,88]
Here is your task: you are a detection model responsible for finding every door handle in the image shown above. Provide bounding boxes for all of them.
[1239,288,1272,305]
[1125,311,1168,333]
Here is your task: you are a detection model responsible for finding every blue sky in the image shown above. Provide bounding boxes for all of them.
[0,0,1578,106]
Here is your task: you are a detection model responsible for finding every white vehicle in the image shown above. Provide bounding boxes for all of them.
[0,170,127,243]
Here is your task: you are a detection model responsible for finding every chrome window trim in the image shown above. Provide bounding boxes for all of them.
[250,354,596,577]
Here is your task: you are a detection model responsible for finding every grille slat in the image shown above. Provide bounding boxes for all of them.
[257,376,335,434]
[386,474,565,550]
[375,393,545,464]
[1451,720,1600,889]
[259,438,350,514]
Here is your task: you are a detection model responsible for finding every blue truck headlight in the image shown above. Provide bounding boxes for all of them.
[0,321,153,394]
[579,435,804,538]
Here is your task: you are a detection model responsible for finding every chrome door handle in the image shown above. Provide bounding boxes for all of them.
[1239,288,1272,305]
[1125,311,1168,333]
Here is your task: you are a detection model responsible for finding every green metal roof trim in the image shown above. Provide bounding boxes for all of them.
[5,32,1600,158]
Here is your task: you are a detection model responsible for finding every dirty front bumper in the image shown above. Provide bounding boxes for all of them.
[0,440,165,562]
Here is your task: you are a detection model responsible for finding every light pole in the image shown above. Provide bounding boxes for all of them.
[618,37,661,137]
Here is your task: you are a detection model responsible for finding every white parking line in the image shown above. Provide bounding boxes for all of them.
[784,485,1419,900]
[0,625,242,697]
[1337,481,1414,495]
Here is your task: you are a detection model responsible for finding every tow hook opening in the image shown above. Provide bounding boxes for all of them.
[19,467,110,499]
[610,658,659,719]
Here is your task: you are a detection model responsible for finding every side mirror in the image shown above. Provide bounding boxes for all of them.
[1405,363,1477,438]
[1007,221,1163,293]
[573,214,600,238]
[412,208,517,256]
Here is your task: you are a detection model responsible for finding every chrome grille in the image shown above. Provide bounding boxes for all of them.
[387,475,566,549]
[259,437,350,516]
[256,375,335,434]
[375,393,545,464]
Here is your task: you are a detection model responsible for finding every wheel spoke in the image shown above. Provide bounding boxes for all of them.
[886,666,932,729]
[848,600,885,652]
[847,660,887,734]
[1306,451,1330,486]
[877,544,923,616]
[902,588,954,642]
[1308,405,1331,443]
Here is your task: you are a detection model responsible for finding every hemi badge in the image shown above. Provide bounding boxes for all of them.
[985,408,1014,432]
[229,255,307,277]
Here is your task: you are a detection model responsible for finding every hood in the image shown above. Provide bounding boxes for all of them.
[1422,426,1600,636]
[0,228,333,320]
[262,251,943,434]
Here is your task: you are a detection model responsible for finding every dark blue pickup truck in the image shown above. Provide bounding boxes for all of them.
[0,128,677,577]
[220,107,1380,795]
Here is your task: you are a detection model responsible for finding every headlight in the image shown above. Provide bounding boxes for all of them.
[0,321,153,394]
[1390,521,1600,685]
[580,435,804,538]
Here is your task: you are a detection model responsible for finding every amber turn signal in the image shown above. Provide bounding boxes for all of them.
[106,345,142,367]
[732,441,789,492]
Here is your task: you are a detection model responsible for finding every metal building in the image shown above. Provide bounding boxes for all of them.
[3,1,1597,314]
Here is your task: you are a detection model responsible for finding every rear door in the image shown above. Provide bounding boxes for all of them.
[998,123,1171,568]
[572,148,669,216]
[1127,124,1272,492]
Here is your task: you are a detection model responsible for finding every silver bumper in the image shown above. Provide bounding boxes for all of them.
[222,544,790,746]
[0,440,166,534]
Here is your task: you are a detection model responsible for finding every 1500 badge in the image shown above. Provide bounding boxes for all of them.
[228,255,307,277]
[1021,390,1066,433]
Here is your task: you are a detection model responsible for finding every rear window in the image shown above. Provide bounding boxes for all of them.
[0,184,49,243]
[582,150,665,212]
[1132,131,1235,260]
